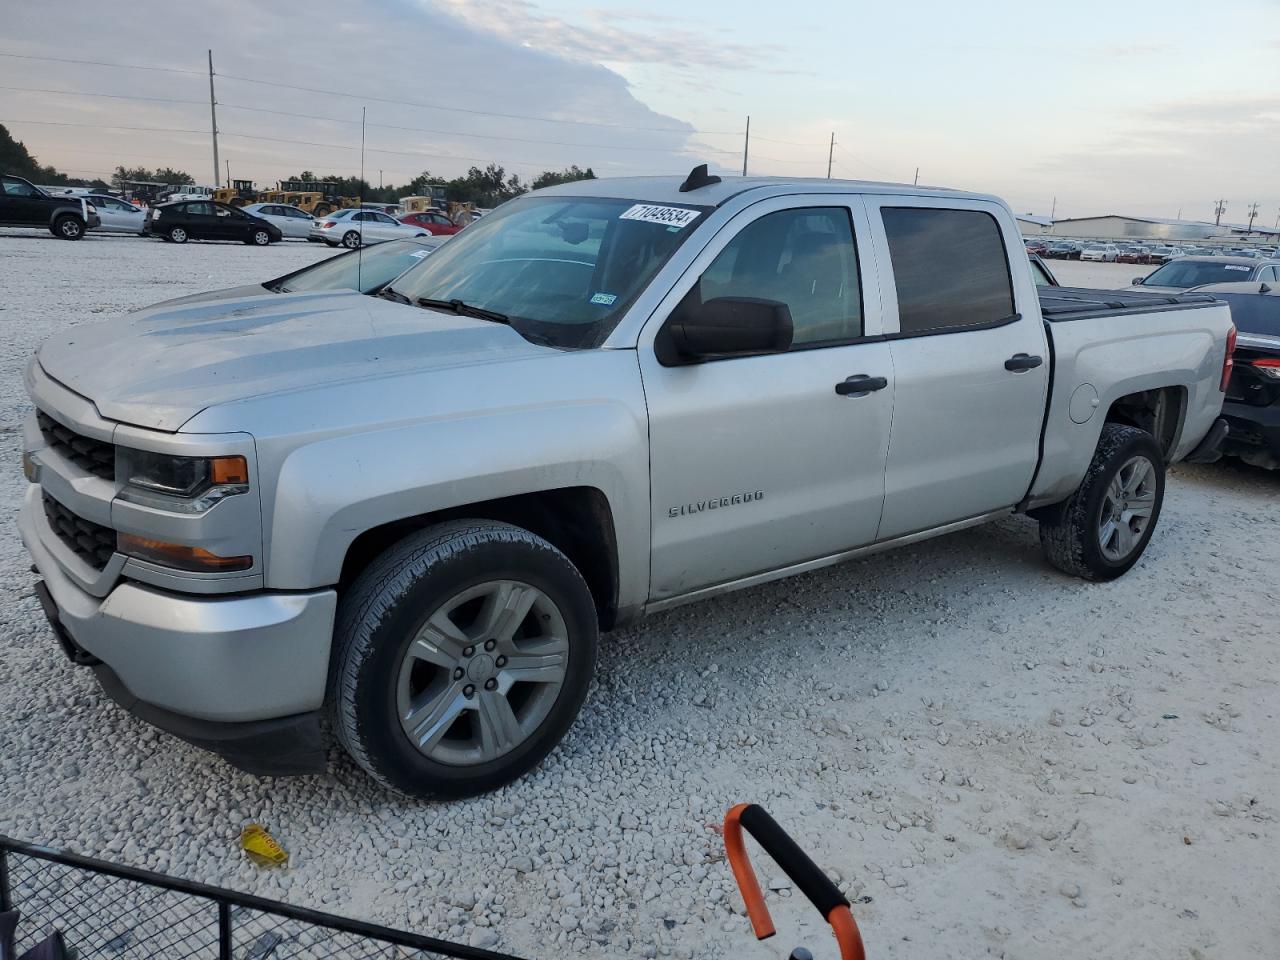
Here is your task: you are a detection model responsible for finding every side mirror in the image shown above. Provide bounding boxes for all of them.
[657,295,793,365]
[1131,277,1144,286]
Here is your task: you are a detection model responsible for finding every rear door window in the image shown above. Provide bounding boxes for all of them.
[881,207,1016,335]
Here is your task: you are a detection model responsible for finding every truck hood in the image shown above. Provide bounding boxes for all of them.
[37,290,558,431]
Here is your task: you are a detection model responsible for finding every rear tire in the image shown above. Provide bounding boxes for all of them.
[52,215,85,240]
[331,520,598,798]
[1038,424,1165,580]
[167,226,188,244]
[341,230,361,249]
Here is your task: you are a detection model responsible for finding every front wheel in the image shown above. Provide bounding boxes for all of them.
[331,520,598,798]
[341,230,361,249]
[52,215,85,240]
[249,229,271,246]
[1038,424,1165,580]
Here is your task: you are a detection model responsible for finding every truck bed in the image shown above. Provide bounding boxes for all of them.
[1037,286,1220,322]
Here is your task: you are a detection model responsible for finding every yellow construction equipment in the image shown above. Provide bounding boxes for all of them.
[214,180,258,207]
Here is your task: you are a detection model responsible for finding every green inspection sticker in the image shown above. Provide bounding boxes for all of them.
[590,292,618,305]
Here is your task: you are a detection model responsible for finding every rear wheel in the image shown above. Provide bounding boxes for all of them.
[341,230,361,249]
[331,520,598,798]
[1038,424,1165,580]
[52,215,85,240]
[167,226,188,244]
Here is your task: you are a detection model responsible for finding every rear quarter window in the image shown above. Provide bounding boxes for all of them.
[881,207,1016,335]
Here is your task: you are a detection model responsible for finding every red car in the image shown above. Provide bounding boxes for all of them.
[398,210,462,236]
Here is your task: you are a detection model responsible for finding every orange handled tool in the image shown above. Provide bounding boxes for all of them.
[724,803,866,960]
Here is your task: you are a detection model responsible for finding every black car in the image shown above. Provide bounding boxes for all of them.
[146,200,282,245]
[1192,281,1280,469]
[1,173,101,239]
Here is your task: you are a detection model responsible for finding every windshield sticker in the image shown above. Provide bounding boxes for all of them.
[1224,265,1249,271]
[590,292,618,305]
[619,204,700,229]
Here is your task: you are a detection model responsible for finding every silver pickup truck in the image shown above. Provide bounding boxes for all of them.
[20,169,1232,797]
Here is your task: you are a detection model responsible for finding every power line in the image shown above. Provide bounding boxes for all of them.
[1,118,207,135]
[0,51,204,76]
[0,84,206,106]
[834,143,895,179]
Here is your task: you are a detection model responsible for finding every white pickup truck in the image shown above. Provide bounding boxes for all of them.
[21,168,1232,797]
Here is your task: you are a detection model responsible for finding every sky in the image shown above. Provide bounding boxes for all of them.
[1,0,1277,223]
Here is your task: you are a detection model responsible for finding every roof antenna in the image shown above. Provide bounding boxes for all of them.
[357,106,366,293]
[679,163,721,193]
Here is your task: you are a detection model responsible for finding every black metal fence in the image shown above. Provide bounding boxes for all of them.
[0,836,524,960]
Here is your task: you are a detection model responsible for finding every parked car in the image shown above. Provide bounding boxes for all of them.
[1028,253,1058,286]
[1116,246,1148,264]
[1127,256,1280,293]
[1145,246,1177,264]
[399,209,464,236]
[148,236,449,308]
[146,201,282,245]
[1023,238,1049,256]
[0,173,100,239]
[1080,243,1119,262]
[84,194,146,235]
[311,208,429,247]
[1186,282,1280,469]
[240,203,315,239]
[1043,241,1080,260]
[21,171,1231,795]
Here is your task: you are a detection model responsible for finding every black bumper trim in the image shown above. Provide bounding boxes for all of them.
[92,664,328,777]
[1184,416,1229,463]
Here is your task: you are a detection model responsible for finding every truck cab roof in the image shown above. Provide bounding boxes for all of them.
[534,172,994,208]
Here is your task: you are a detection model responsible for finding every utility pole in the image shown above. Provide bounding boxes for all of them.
[913,167,919,186]
[1247,202,1259,233]
[742,116,750,177]
[379,169,383,190]
[225,159,230,186]
[1213,199,1227,226]
[827,132,835,179]
[1050,196,1057,219]
[207,50,220,188]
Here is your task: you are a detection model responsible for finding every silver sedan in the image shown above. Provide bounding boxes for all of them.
[310,208,430,248]
[85,194,147,235]
[241,203,315,240]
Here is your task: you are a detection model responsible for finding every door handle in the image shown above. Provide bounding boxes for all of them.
[1004,353,1044,372]
[835,374,888,396]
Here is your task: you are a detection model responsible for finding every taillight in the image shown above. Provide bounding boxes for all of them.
[1220,325,1237,391]
[320,220,336,228]
[1251,357,1280,381]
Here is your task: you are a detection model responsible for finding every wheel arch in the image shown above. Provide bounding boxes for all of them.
[337,487,621,630]
[1103,385,1186,461]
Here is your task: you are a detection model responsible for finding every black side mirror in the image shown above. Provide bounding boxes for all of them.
[1131,277,1144,286]
[656,295,793,366]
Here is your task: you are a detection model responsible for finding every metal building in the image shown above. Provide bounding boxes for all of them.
[1049,215,1231,241]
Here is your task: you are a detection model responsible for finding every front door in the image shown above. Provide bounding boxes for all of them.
[864,199,1051,539]
[639,197,894,600]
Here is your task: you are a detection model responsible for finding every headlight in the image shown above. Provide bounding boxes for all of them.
[118,450,249,513]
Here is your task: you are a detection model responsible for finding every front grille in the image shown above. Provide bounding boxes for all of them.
[42,492,116,570]
[36,410,115,481]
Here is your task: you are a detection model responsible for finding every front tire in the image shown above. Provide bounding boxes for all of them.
[52,215,85,240]
[331,520,598,798]
[341,230,361,249]
[1038,424,1165,580]
[249,229,271,246]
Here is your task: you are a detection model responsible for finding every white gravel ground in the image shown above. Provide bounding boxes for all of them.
[1,233,1277,960]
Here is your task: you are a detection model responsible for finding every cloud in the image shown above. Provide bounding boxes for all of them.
[431,0,787,73]
[0,0,723,184]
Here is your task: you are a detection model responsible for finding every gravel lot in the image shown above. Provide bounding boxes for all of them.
[1,233,1277,960]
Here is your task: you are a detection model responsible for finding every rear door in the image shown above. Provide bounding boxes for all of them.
[639,196,895,599]
[180,202,217,239]
[864,199,1050,539]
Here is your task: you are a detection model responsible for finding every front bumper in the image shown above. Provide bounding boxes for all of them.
[20,493,337,774]
[1221,400,1280,468]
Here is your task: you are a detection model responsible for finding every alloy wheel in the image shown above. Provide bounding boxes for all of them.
[395,580,569,766]
[1097,455,1157,562]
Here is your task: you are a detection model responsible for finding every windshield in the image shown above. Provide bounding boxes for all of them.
[274,239,442,294]
[385,195,708,348]
[1144,260,1256,287]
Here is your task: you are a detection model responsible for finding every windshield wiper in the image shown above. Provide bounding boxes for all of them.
[378,286,411,304]
[415,297,510,324]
